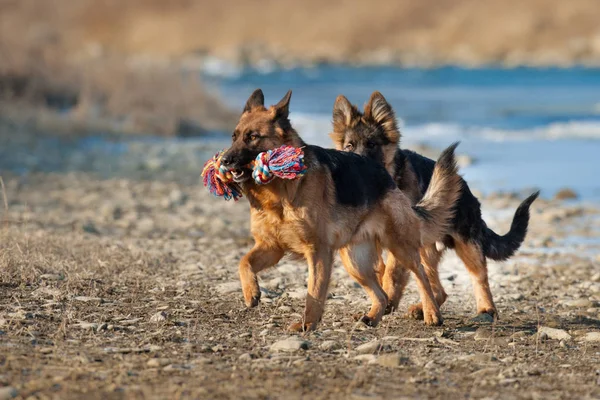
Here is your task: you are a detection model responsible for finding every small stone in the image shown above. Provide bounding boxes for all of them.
[82,221,100,235]
[40,273,63,281]
[560,299,592,308]
[538,326,572,341]
[215,282,241,295]
[287,289,306,299]
[474,327,494,341]
[459,353,497,363]
[320,340,341,351]
[579,332,600,342]
[238,353,253,362]
[355,340,382,354]
[376,354,407,368]
[73,296,103,303]
[147,358,171,368]
[270,336,309,352]
[168,189,188,207]
[278,306,293,313]
[76,322,99,331]
[470,313,495,324]
[150,311,167,323]
[553,188,578,201]
[353,354,377,363]
[0,387,17,400]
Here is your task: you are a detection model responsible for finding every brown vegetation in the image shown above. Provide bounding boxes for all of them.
[3,0,600,68]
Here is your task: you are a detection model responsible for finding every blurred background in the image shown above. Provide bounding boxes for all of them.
[2,0,600,198]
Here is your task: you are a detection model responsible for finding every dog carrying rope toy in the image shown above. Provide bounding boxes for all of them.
[201,145,307,201]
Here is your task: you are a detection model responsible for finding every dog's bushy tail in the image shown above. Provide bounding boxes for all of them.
[482,191,539,261]
[413,142,462,245]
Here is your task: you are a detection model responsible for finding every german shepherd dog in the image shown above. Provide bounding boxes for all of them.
[330,91,539,321]
[220,89,462,331]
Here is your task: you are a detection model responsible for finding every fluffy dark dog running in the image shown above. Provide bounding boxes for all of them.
[220,89,462,331]
[330,91,539,321]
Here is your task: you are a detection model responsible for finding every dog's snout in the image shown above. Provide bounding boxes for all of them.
[220,154,234,167]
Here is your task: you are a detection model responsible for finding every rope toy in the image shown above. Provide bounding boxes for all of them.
[201,145,307,201]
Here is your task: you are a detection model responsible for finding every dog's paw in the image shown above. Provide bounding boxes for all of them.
[406,304,424,320]
[384,304,397,315]
[352,313,378,327]
[244,294,261,308]
[287,321,317,332]
[423,310,443,326]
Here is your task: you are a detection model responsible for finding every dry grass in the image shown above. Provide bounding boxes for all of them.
[0,4,236,137]
[3,0,600,67]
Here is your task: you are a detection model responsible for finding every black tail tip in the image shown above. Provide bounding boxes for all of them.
[522,190,540,208]
[437,141,460,170]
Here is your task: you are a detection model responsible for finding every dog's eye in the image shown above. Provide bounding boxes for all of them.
[366,141,375,149]
[344,143,354,151]
[250,132,260,141]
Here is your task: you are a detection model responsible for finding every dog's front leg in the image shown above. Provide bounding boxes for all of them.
[288,248,333,332]
[239,244,284,307]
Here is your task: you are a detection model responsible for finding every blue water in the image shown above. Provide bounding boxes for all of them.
[207,66,600,199]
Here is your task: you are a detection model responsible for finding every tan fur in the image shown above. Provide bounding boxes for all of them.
[330,91,463,317]
[224,89,445,331]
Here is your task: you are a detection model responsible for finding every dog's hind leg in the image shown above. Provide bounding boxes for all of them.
[454,237,497,320]
[380,251,410,315]
[385,244,442,326]
[288,247,334,332]
[407,243,447,320]
[339,242,388,327]
[239,243,284,308]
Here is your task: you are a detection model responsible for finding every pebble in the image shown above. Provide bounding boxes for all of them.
[215,281,241,295]
[376,354,408,368]
[470,313,495,324]
[238,353,253,362]
[73,296,102,303]
[459,353,497,363]
[287,289,306,299]
[538,326,572,341]
[0,387,17,400]
[270,336,309,352]
[320,340,341,351]
[150,311,168,323]
[355,340,382,354]
[474,327,494,341]
[560,299,592,308]
[76,322,99,331]
[353,354,377,363]
[578,332,600,342]
[147,358,172,367]
[39,273,63,281]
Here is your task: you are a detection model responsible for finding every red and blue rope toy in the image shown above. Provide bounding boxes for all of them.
[202,145,307,201]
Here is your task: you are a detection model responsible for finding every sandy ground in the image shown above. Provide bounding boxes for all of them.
[1,130,599,399]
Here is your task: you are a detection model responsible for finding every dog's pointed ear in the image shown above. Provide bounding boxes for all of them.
[272,90,292,120]
[243,88,265,112]
[332,95,359,131]
[331,95,359,147]
[364,91,400,143]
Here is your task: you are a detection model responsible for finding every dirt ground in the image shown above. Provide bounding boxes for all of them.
[0,131,599,399]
